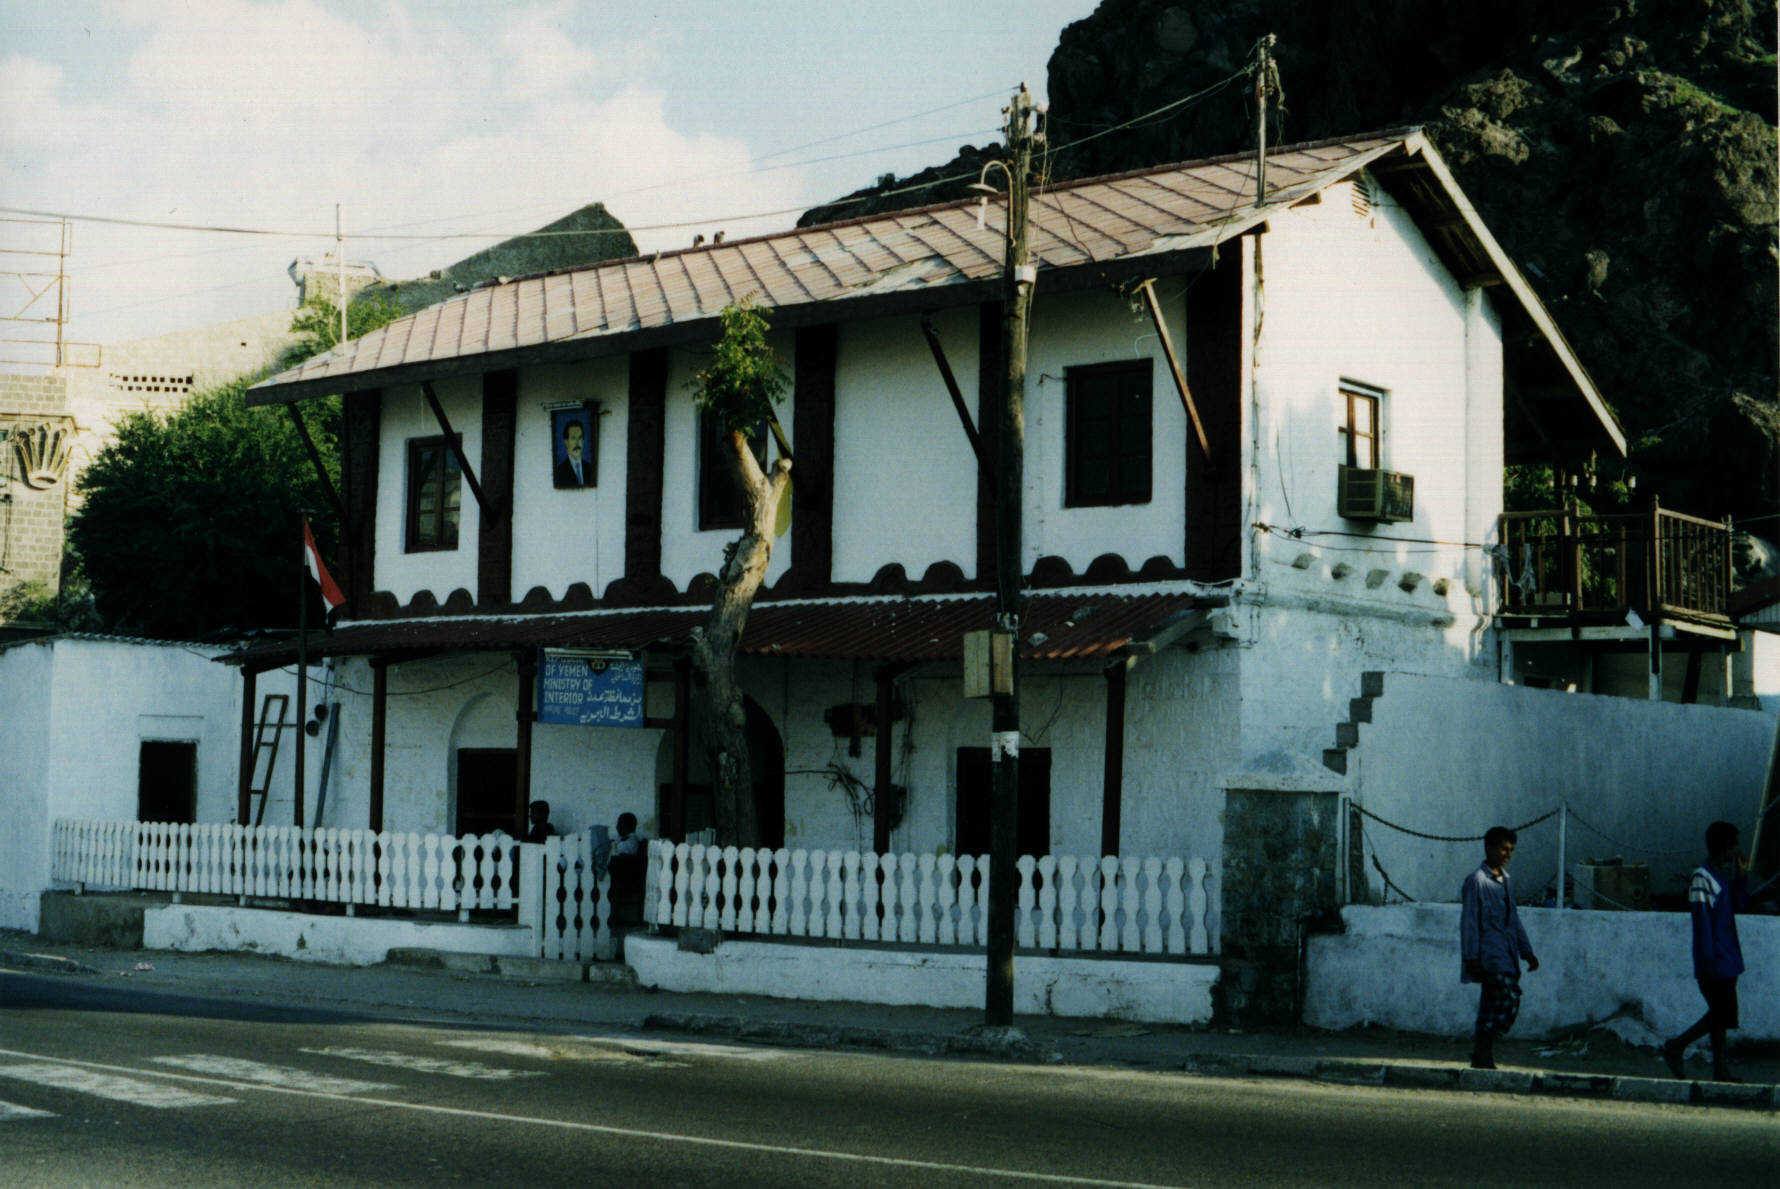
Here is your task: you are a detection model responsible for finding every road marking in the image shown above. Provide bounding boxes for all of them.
[0,1099,55,1122]
[149,1055,394,1094]
[442,1035,791,1063]
[0,1045,1190,1188]
[0,1063,233,1109]
[300,1046,543,1081]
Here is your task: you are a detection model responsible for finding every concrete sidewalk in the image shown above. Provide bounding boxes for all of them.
[3,931,1775,1111]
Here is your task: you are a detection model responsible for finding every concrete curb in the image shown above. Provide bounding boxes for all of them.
[381,948,636,987]
[641,1012,1064,1064]
[1180,1053,1780,1110]
[0,949,100,976]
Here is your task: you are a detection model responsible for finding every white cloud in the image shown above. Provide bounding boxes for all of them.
[2,0,808,344]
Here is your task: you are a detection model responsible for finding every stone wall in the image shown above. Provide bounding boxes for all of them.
[0,372,73,599]
[1219,787,1342,1023]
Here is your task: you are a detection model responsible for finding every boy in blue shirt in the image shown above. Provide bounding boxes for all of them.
[1662,820,1750,1082]
[1460,826,1539,1070]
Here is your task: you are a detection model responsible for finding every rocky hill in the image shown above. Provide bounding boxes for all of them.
[366,203,638,313]
[808,1,1778,526]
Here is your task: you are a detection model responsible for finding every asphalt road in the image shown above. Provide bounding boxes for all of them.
[1,970,1775,1188]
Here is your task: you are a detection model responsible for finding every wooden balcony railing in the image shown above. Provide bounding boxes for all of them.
[1498,498,1732,624]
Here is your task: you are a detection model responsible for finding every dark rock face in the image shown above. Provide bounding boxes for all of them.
[810,1,1778,522]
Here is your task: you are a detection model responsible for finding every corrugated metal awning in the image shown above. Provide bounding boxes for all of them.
[221,591,1216,673]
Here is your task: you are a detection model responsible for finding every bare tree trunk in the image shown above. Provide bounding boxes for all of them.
[691,428,791,848]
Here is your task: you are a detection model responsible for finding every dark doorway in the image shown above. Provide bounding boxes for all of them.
[137,741,197,823]
[456,748,517,837]
[955,747,1051,858]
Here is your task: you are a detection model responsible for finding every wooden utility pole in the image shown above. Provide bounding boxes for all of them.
[1253,34,1278,207]
[985,85,1038,1027]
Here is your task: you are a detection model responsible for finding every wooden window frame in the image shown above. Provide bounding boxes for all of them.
[1065,360,1153,508]
[1339,385,1382,469]
[405,434,462,553]
[697,409,768,532]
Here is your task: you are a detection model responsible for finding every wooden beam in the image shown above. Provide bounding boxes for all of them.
[284,405,346,527]
[514,650,535,836]
[420,380,491,515]
[1101,659,1128,857]
[919,315,990,475]
[369,659,387,832]
[872,663,913,854]
[1136,278,1211,459]
[670,656,691,842]
[238,668,257,826]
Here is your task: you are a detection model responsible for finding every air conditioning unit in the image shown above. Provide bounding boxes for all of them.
[1337,466,1414,523]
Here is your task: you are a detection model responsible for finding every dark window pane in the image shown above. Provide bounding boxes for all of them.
[1066,361,1152,507]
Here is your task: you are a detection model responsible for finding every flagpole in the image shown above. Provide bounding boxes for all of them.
[295,513,308,829]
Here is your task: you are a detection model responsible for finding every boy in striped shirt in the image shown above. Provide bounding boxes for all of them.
[1661,821,1750,1082]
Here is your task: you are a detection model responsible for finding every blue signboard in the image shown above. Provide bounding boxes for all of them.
[537,649,645,727]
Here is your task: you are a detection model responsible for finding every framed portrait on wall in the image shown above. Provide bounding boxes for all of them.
[550,402,599,489]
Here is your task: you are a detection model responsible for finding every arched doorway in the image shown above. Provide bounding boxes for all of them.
[656,692,785,847]
[744,696,785,849]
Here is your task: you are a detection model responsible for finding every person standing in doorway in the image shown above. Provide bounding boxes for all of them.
[1460,825,1540,1070]
[526,800,558,844]
[1663,820,1751,1082]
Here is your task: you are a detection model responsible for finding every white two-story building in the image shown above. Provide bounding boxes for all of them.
[218,128,1674,1012]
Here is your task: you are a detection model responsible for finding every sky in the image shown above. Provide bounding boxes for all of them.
[0,0,1096,359]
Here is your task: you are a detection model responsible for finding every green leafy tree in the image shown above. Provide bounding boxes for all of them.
[68,379,339,638]
[689,299,791,847]
[66,290,405,638]
[280,290,404,369]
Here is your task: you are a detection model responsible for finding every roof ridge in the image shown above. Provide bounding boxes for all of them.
[395,128,1425,295]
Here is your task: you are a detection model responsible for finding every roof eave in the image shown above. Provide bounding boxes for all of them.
[244,241,1222,407]
[1394,131,1627,460]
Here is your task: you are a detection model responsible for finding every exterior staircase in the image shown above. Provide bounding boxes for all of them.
[1322,671,1385,775]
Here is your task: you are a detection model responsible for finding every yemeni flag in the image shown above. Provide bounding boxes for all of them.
[302,519,346,613]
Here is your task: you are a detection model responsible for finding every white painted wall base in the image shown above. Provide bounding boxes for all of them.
[624,935,1218,1025]
[142,905,538,967]
[1306,905,1780,1041]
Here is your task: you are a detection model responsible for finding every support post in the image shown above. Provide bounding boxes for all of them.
[1101,660,1127,857]
[369,658,388,832]
[514,650,535,836]
[295,521,308,829]
[670,656,691,842]
[238,668,257,825]
[986,85,1037,1028]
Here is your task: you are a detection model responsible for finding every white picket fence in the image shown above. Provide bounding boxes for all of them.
[51,818,522,914]
[645,842,1213,956]
[50,820,1211,962]
[537,832,618,962]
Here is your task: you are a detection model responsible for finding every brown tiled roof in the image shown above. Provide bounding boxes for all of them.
[249,132,1414,403]
[222,591,1214,672]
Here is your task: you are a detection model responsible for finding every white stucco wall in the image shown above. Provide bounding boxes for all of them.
[1350,675,1776,904]
[627,934,1218,1025]
[829,309,980,584]
[1024,287,1190,573]
[0,637,264,931]
[509,357,630,601]
[0,643,54,930]
[1307,904,1780,1041]
[322,653,669,841]
[375,375,484,604]
[1248,181,1495,585]
[143,903,536,966]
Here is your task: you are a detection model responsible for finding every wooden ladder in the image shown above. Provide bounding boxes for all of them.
[246,693,289,826]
